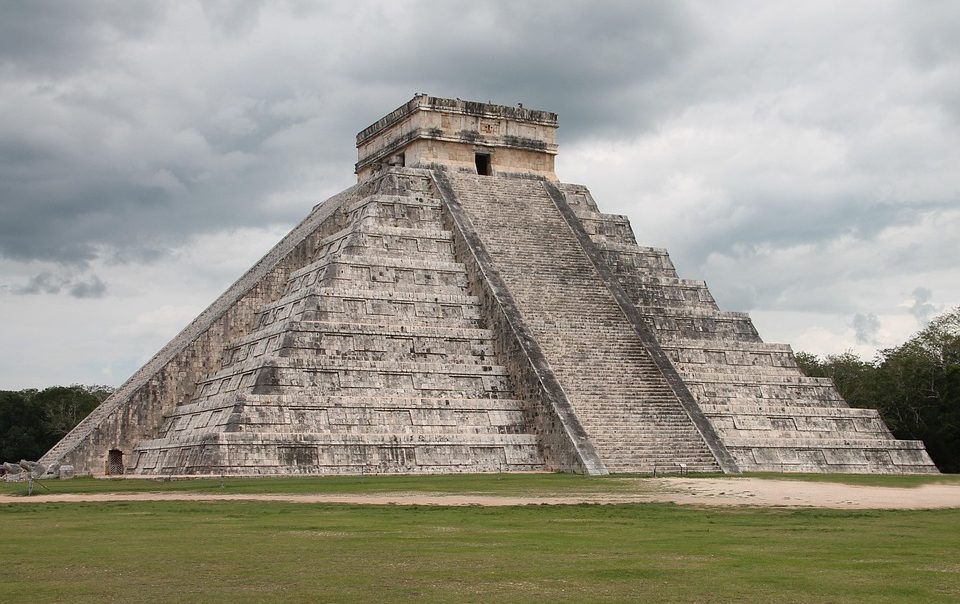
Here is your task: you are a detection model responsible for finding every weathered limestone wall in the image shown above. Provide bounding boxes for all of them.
[560,183,938,474]
[403,139,556,180]
[39,186,359,476]
[434,170,606,474]
[356,96,558,181]
[124,169,546,475]
[42,88,938,477]
[542,181,739,473]
[440,171,724,473]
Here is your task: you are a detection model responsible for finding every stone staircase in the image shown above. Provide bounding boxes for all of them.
[47,166,936,477]
[443,172,721,473]
[129,172,544,475]
[560,183,937,473]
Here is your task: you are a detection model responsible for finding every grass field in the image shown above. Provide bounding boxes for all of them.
[2,471,958,498]
[3,473,959,602]
[0,472,658,497]
[3,500,958,603]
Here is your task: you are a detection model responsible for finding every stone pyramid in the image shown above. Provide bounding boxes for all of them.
[41,95,937,476]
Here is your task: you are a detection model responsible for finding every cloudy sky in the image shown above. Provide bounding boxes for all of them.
[1,1,958,389]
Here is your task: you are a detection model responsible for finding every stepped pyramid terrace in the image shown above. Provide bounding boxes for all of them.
[40,95,937,477]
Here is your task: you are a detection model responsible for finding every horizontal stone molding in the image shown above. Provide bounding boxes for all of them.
[39,185,358,474]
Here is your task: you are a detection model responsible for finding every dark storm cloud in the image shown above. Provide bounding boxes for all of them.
[852,313,881,345]
[344,1,701,139]
[0,1,163,76]
[199,0,265,36]
[14,272,64,295]
[69,274,107,298]
[672,198,955,276]
[895,3,960,127]
[668,199,958,315]
[2,1,959,387]
[0,0,702,271]
[1,0,958,324]
[909,287,938,325]
[14,271,107,298]
[896,1,960,69]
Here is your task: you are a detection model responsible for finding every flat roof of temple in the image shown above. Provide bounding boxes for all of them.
[356,95,557,146]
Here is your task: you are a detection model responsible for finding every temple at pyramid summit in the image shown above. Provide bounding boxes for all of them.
[41,95,937,476]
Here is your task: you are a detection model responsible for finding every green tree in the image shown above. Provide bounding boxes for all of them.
[0,385,112,463]
[796,306,960,472]
[34,386,103,443]
[794,351,878,408]
[793,351,823,377]
[0,390,45,461]
[873,308,960,472]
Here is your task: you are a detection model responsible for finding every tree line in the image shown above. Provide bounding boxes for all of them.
[796,306,959,473]
[0,385,113,463]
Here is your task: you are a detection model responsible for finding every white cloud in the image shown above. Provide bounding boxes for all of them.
[0,225,291,388]
[1,1,958,387]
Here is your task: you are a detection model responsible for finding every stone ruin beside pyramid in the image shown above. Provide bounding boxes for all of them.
[40,95,937,477]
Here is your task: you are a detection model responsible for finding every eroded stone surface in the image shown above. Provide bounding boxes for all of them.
[40,96,937,476]
[560,184,936,474]
[356,95,558,181]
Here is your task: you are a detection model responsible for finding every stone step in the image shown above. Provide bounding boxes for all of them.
[729,461,938,474]
[721,436,928,449]
[224,320,495,366]
[342,193,442,214]
[229,315,486,366]
[137,432,541,449]
[258,280,477,332]
[635,306,754,320]
[594,241,671,256]
[131,441,545,475]
[446,172,721,473]
[193,361,514,402]
[161,413,533,437]
[198,355,512,389]
[300,225,456,280]
[558,179,937,475]
[694,393,848,407]
[167,395,533,417]
[714,427,893,440]
[345,201,445,230]
[684,373,835,386]
[615,275,710,289]
[678,365,804,379]
[663,339,794,354]
[576,214,638,245]
[304,291,480,326]
[698,403,879,417]
[288,253,466,281]
[728,445,936,472]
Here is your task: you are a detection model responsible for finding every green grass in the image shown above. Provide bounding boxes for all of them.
[0,472,666,497]
[2,471,956,498]
[2,501,958,603]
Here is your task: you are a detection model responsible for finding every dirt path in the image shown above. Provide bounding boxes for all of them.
[664,478,960,509]
[2,478,959,509]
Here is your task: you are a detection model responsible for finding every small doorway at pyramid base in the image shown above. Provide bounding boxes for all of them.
[106,449,124,475]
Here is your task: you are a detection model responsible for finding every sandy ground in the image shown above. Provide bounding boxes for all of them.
[2,478,959,509]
